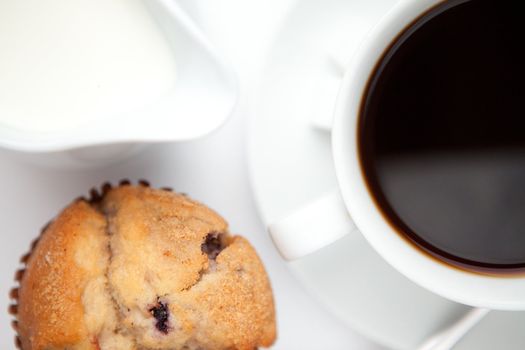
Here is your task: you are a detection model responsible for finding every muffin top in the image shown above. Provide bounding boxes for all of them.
[12,184,276,350]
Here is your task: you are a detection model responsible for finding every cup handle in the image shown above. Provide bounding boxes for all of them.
[269,191,358,260]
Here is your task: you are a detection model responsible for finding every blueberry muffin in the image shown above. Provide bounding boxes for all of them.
[9,181,276,350]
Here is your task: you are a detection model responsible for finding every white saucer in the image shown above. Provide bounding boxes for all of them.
[248,0,525,348]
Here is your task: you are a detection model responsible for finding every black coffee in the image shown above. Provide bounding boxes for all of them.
[359,0,525,273]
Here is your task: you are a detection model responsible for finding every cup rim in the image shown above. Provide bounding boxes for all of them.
[332,0,525,310]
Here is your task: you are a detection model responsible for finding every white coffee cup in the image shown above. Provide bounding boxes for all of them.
[269,0,525,311]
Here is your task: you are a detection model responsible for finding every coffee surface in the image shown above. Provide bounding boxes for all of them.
[359,0,525,271]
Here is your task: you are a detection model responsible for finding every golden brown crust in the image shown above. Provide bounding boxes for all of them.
[13,183,276,350]
[17,201,107,350]
[179,236,276,349]
[103,185,229,300]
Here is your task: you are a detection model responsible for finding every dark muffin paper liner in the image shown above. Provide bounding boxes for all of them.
[8,179,168,349]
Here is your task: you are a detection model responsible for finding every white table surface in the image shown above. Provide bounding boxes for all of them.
[0,0,385,348]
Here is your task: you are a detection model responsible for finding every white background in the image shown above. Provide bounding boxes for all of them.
[0,0,384,348]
